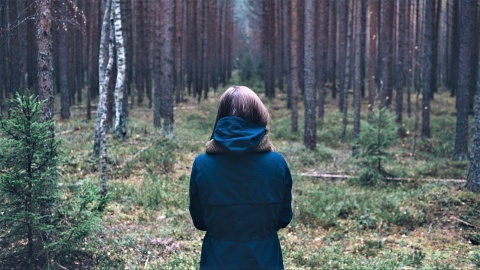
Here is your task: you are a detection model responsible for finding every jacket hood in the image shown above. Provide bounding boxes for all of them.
[213,116,266,152]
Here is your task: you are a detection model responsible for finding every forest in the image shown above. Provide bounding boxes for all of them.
[1,0,480,269]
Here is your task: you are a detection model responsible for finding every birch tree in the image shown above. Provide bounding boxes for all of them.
[94,0,114,197]
[113,0,127,140]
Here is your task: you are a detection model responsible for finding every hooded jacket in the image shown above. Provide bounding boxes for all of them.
[189,116,293,270]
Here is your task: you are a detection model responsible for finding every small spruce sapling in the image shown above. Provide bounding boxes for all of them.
[353,107,399,185]
[0,94,104,268]
[0,94,59,267]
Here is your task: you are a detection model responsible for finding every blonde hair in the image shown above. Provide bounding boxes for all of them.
[211,86,269,138]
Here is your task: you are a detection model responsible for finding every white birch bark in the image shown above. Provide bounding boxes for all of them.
[113,0,126,139]
[94,0,112,159]
[94,0,114,197]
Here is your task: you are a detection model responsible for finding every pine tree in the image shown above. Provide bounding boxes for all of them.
[0,94,104,268]
[0,94,59,268]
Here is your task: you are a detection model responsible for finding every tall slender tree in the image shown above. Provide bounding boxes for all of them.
[454,0,477,160]
[154,0,162,128]
[395,0,406,124]
[337,0,348,112]
[93,0,113,200]
[161,0,175,136]
[340,0,352,141]
[465,42,480,192]
[290,0,299,133]
[316,0,328,121]
[36,0,54,124]
[58,0,70,120]
[303,0,316,149]
[421,0,435,139]
[367,0,377,120]
[113,0,126,140]
[379,0,393,108]
[352,0,362,156]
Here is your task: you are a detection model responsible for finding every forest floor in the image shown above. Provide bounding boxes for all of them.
[55,87,480,269]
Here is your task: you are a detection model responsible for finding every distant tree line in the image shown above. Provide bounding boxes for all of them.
[238,0,480,189]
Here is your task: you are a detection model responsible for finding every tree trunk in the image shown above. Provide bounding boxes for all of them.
[367,0,377,120]
[337,0,348,112]
[263,0,275,99]
[161,0,175,136]
[421,0,435,139]
[316,0,328,120]
[395,0,406,124]
[175,0,184,103]
[328,0,337,99]
[17,0,28,92]
[465,50,480,192]
[303,0,316,149]
[135,0,145,105]
[284,0,293,110]
[94,0,112,160]
[454,0,476,160]
[154,0,162,128]
[379,0,393,108]
[113,0,126,139]
[352,0,362,156]
[290,0,299,133]
[36,0,54,124]
[58,0,70,120]
[341,0,352,141]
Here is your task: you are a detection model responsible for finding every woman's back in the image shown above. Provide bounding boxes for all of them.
[189,87,292,270]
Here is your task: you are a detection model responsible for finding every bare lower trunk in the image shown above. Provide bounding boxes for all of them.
[94,0,114,199]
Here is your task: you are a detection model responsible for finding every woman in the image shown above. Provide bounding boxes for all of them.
[189,86,293,269]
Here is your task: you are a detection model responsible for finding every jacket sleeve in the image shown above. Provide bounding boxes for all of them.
[189,160,207,231]
[277,163,293,230]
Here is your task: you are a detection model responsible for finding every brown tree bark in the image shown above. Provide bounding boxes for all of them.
[395,0,406,124]
[303,0,316,149]
[291,0,299,133]
[134,0,145,105]
[327,0,337,99]
[340,0,352,141]
[58,0,70,120]
[161,0,175,135]
[36,0,54,124]
[316,0,329,120]
[352,0,362,156]
[367,0,377,120]
[454,0,477,160]
[465,43,480,192]
[379,0,393,108]
[337,0,348,112]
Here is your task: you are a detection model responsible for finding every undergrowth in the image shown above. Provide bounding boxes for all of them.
[41,88,480,269]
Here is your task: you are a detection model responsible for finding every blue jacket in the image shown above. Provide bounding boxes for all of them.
[189,116,293,270]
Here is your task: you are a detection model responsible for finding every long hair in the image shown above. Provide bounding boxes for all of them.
[210,86,270,139]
